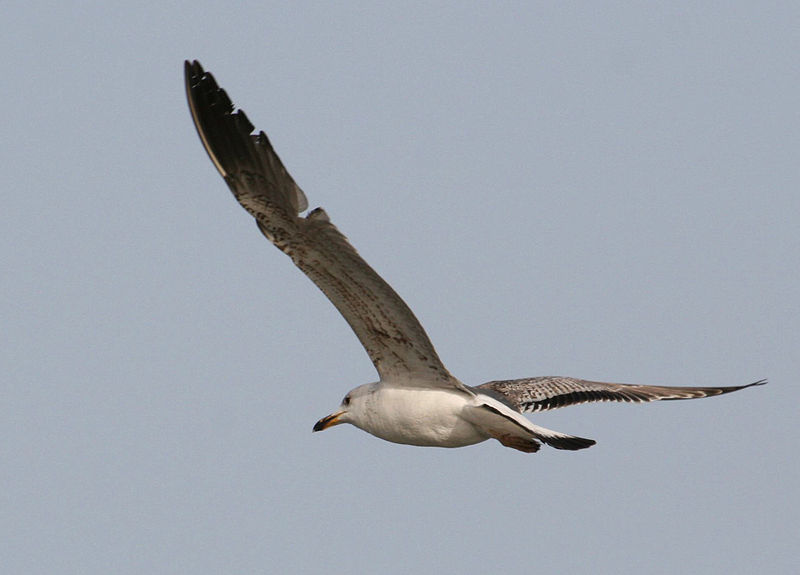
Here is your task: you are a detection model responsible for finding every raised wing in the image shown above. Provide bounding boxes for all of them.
[477,376,767,413]
[185,60,456,385]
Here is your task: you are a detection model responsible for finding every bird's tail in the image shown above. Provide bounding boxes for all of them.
[527,423,596,450]
[465,397,596,453]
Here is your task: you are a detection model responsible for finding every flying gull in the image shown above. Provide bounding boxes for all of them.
[184,60,765,453]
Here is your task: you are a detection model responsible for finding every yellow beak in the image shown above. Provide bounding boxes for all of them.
[312,410,345,432]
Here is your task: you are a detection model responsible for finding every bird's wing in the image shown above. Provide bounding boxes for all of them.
[476,376,767,413]
[185,61,457,386]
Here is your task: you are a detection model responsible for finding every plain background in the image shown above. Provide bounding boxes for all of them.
[2,2,797,574]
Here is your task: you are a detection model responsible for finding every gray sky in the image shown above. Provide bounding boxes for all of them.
[2,2,797,574]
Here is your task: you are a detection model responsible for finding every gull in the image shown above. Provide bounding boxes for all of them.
[184,60,765,453]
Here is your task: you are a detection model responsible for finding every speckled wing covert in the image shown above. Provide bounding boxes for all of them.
[185,60,456,385]
[477,377,767,413]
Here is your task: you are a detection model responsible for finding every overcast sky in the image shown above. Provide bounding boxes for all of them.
[2,2,797,574]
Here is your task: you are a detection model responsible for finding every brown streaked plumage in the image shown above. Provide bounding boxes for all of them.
[477,377,767,413]
[185,60,766,453]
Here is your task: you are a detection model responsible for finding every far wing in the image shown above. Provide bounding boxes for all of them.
[185,60,456,385]
[477,376,766,413]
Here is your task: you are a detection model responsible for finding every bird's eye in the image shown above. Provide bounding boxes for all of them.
[342,395,351,406]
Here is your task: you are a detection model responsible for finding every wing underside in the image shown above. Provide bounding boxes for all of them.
[185,60,456,385]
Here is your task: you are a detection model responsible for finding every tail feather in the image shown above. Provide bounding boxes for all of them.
[541,434,596,451]
[527,422,596,450]
[465,398,596,453]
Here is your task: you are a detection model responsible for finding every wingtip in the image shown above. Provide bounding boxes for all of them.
[184,60,215,94]
[184,59,202,81]
[717,378,768,396]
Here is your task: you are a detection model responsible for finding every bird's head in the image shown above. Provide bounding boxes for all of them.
[312,383,374,433]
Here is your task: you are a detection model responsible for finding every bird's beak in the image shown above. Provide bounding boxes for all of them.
[313,410,345,432]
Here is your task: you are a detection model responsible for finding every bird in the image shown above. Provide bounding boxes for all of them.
[184,60,765,454]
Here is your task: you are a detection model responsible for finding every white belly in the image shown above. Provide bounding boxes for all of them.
[353,386,489,448]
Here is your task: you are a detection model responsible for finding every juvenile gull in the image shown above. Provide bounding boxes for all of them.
[185,61,765,453]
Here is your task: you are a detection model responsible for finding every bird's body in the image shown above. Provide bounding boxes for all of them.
[338,383,489,448]
[185,60,765,454]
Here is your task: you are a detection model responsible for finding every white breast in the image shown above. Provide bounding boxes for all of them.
[352,386,490,448]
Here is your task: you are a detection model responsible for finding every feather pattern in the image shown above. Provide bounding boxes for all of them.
[477,377,767,413]
[185,60,766,454]
[185,60,455,385]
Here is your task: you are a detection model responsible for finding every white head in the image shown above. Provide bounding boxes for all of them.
[312,383,375,433]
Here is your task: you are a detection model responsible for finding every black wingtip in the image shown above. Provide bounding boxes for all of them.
[724,378,768,394]
[184,59,204,83]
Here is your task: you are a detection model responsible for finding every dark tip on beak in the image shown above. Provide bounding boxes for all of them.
[313,411,343,432]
